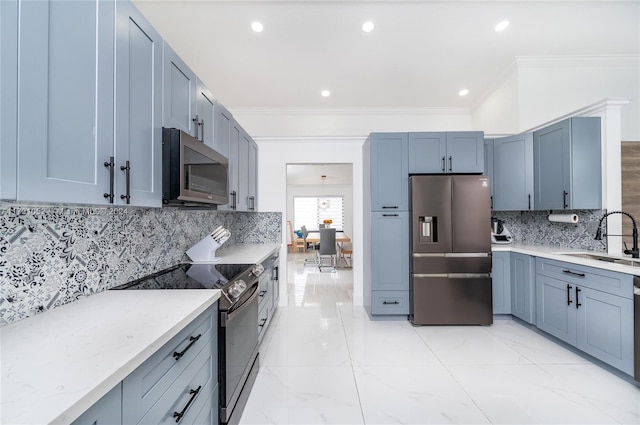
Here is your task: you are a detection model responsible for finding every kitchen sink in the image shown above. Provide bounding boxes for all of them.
[557,252,640,267]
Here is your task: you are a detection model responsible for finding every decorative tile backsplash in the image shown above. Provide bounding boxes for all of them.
[0,205,281,326]
[492,209,607,251]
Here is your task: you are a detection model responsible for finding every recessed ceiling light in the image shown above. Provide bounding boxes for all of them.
[251,21,264,33]
[458,89,469,96]
[495,20,509,32]
[321,90,331,97]
[362,21,375,33]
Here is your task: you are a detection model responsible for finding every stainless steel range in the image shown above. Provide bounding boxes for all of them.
[112,261,265,425]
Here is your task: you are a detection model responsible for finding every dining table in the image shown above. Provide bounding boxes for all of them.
[304,231,351,244]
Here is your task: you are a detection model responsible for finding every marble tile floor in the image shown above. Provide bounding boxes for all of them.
[239,253,640,425]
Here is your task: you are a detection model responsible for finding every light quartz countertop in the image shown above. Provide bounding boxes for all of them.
[214,242,281,265]
[491,243,640,275]
[1,289,221,425]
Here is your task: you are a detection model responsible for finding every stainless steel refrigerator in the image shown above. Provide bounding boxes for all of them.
[409,175,492,325]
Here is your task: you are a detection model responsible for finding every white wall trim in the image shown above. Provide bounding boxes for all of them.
[516,54,640,69]
[232,106,471,116]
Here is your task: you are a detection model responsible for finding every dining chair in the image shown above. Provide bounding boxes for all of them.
[301,226,318,266]
[339,242,352,268]
[317,228,337,271]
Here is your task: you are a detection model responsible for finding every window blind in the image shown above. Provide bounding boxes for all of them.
[293,196,344,231]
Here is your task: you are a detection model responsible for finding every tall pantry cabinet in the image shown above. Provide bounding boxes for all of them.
[363,133,410,316]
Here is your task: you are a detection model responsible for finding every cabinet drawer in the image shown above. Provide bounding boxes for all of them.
[371,290,409,315]
[258,295,271,343]
[135,340,216,424]
[536,258,633,299]
[122,306,217,424]
[258,274,270,311]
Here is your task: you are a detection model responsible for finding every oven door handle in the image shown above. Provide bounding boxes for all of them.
[222,285,259,327]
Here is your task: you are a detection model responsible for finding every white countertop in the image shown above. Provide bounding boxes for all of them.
[214,243,280,265]
[1,289,221,425]
[492,243,640,275]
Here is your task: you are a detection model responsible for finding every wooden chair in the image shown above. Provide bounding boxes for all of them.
[289,221,306,253]
[339,242,352,268]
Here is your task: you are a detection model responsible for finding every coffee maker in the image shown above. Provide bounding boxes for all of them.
[491,217,512,244]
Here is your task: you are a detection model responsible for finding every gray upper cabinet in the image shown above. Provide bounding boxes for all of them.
[114,1,163,207]
[196,79,216,148]
[16,0,115,205]
[214,102,232,159]
[409,132,484,174]
[162,42,197,136]
[1,0,18,200]
[493,133,534,211]
[533,117,602,210]
[248,139,258,211]
[238,130,250,211]
[370,133,409,211]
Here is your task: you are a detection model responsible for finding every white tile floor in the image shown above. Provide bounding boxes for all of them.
[239,253,640,424]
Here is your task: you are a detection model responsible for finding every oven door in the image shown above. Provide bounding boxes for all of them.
[219,284,259,424]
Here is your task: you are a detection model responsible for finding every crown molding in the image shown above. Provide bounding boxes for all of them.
[253,135,367,144]
[230,106,471,116]
[516,54,639,68]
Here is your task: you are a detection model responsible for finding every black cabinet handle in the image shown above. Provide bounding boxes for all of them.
[382,214,399,217]
[490,195,493,210]
[230,191,237,210]
[120,160,131,204]
[200,118,205,142]
[273,266,279,282]
[563,270,585,277]
[248,196,255,211]
[448,156,452,172]
[173,334,201,360]
[259,290,267,297]
[563,190,568,209]
[575,287,582,308]
[382,300,399,305]
[259,318,267,328]
[103,156,115,203]
[567,284,573,305]
[192,114,202,141]
[173,385,201,423]
[442,156,445,172]
[382,206,399,209]
[528,194,531,210]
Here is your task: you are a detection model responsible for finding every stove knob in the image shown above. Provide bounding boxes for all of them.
[252,264,265,277]
[228,279,246,298]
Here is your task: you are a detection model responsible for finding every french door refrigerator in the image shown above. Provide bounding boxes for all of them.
[409,175,492,325]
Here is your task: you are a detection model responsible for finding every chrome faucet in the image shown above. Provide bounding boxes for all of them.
[594,211,639,258]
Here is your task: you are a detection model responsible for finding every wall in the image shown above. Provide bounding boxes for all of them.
[286,183,354,237]
[472,64,520,136]
[0,205,280,325]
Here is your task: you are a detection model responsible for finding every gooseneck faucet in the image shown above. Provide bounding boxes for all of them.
[594,211,639,258]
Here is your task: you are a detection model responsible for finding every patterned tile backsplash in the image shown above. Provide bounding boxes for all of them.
[0,205,281,326]
[492,209,607,251]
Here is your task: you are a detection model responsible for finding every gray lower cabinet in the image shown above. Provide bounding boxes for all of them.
[510,253,535,324]
[536,258,634,375]
[258,253,279,343]
[408,132,484,174]
[491,252,511,314]
[370,212,409,315]
[533,117,602,210]
[71,384,122,425]
[493,133,534,211]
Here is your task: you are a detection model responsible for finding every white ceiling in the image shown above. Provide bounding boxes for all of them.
[133,0,639,109]
[287,164,353,185]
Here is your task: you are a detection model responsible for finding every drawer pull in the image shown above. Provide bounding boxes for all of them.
[259,318,267,328]
[259,290,267,297]
[575,286,582,309]
[566,284,573,305]
[173,385,202,423]
[173,334,202,360]
[382,300,399,305]
[382,206,399,209]
[562,270,585,277]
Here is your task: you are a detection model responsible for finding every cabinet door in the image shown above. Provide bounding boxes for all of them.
[162,42,197,136]
[248,139,258,211]
[196,79,216,148]
[491,252,511,314]
[1,0,18,200]
[533,120,570,210]
[371,212,409,293]
[483,139,494,209]
[576,287,634,375]
[225,123,240,211]
[71,384,122,425]
[446,132,484,173]
[408,132,446,173]
[238,128,250,212]
[370,133,409,211]
[213,103,231,158]
[536,274,576,345]
[493,133,534,211]
[511,253,535,324]
[115,1,163,207]
[17,0,114,204]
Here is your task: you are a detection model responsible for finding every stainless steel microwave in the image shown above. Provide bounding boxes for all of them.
[162,128,229,205]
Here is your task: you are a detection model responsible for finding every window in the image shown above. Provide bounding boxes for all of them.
[294,196,344,231]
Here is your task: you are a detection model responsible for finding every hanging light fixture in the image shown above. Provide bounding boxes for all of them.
[319,175,330,210]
